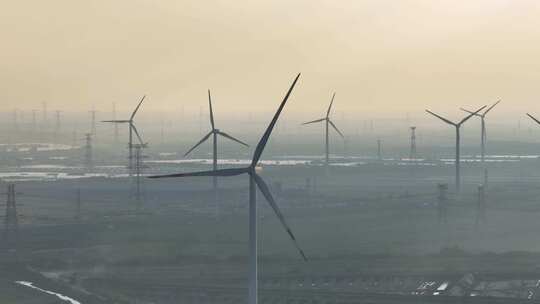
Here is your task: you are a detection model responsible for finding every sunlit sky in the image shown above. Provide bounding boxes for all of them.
[1,0,540,120]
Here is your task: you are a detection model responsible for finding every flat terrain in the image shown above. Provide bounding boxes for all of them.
[4,157,540,303]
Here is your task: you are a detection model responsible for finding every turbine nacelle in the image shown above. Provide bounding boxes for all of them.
[302,92,344,166]
[302,92,344,138]
[102,95,147,145]
[184,91,248,157]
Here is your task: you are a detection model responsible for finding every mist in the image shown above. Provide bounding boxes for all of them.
[4,1,540,303]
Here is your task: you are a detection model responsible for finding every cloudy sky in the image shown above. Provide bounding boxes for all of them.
[1,0,539,120]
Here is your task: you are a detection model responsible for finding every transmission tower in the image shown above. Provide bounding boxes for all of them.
[84,133,94,171]
[131,143,148,209]
[409,126,417,160]
[3,184,20,249]
[55,110,62,138]
[112,102,119,143]
[89,108,97,136]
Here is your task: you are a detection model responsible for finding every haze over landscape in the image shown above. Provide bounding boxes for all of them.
[3,0,540,116]
[5,1,540,304]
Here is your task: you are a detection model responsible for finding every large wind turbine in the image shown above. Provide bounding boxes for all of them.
[102,96,146,171]
[150,74,306,304]
[426,106,486,192]
[302,92,344,166]
[184,90,249,191]
[460,100,501,163]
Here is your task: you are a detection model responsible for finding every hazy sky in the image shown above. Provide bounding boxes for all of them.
[2,0,540,119]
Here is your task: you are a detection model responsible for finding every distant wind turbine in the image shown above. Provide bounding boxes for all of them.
[184,90,249,191]
[302,93,344,166]
[460,100,501,163]
[102,96,146,172]
[426,105,486,192]
[150,74,307,304]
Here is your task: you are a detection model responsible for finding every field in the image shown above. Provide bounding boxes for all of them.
[3,158,540,303]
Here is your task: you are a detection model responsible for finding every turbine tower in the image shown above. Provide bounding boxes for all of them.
[102,96,146,173]
[184,90,249,192]
[302,92,344,167]
[150,74,306,304]
[426,106,486,193]
[409,126,417,160]
[132,143,148,208]
[89,108,97,136]
[460,100,501,163]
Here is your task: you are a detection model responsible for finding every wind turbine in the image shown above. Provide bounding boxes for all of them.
[460,100,501,163]
[184,90,249,191]
[150,74,306,304]
[302,92,344,166]
[426,105,486,192]
[102,96,146,172]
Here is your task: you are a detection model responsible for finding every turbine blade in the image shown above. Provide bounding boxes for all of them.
[483,100,501,115]
[102,120,130,123]
[218,131,249,147]
[326,92,336,118]
[328,119,344,138]
[208,90,215,129]
[459,108,480,116]
[251,73,300,167]
[253,173,308,261]
[130,95,146,120]
[425,110,456,126]
[149,167,248,178]
[302,118,325,125]
[527,113,540,126]
[130,123,144,144]
[184,131,213,157]
[458,105,486,125]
